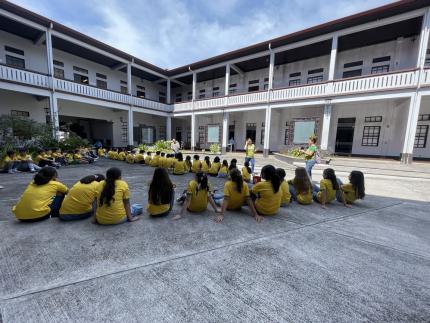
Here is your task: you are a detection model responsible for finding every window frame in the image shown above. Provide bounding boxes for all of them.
[361,126,381,147]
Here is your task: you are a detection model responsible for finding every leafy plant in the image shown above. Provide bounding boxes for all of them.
[59,134,90,151]
[287,147,306,159]
[147,140,172,152]
[137,144,148,152]
[209,143,220,154]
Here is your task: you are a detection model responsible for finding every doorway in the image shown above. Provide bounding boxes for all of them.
[175,131,182,143]
[246,123,257,143]
[335,117,356,154]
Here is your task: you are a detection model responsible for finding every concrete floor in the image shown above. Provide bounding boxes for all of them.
[0,158,429,322]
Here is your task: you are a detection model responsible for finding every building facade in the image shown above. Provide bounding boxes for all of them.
[1,0,430,162]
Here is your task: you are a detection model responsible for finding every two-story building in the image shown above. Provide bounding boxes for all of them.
[1,0,430,163]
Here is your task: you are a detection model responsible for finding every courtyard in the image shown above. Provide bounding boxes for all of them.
[0,155,429,322]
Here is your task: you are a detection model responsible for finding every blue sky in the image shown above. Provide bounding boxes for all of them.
[10,0,393,69]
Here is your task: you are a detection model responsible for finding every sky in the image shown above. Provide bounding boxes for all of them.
[10,0,393,69]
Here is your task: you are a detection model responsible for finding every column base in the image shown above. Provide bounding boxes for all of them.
[400,153,413,164]
[263,149,270,158]
[221,146,227,154]
[191,146,195,152]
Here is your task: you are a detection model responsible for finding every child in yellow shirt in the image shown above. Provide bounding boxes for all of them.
[144,152,152,165]
[126,152,135,164]
[276,168,291,207]
[313,168,349,209]
[217,160,229,178]
[241,161,252,183]
[135,150,145,164]
[336,171,365,205]
[288,167,313,205]
[251,165,282,216]
[117,149,126,161]
[150,151,161,167]
[147,168,175,217]
[208,156,221,176]
[191,155,201,173]
[201,156,211,173]
[185,155,192,172]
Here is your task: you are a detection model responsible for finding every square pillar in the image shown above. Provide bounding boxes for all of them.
[127,63,132,95]
[191,113,196,151]
[268,52,275,90]
[192,72,197,101]
[45,25,54,78]
[128,108,134,146]
[320,103,332,151]
[225,64,230,95]
[263,106,272,157]
[166,79,171,104]
[221,111,229,153]
[166,116,172,140]
[401,93,421,164]
[417,8,430,68]
[328,35,338,81]
[49,93,60,139]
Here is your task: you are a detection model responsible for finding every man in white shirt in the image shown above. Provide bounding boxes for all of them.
[171,139,181,157]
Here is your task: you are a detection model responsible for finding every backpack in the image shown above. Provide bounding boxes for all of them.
[315,149,321,164]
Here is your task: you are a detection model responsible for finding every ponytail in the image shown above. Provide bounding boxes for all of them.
[230,168,243,193]
[195,171,208,192]
[80,173,105,184]
[99,167,121,207]
[33,167,57,185]
[261,165,281,193]
[323,168,339,190]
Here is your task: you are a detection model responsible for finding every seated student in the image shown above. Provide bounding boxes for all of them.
[147,168,175,217]
[215,169,262,223]
[251,165,282,216]
[208,156,221,176]
[126,151,135,164]
[117,149,126,161]
[52,148,68,166]
[1,150,19,174]
[276,168,291,207]
[336,170,365,205]
[167,154,175,170]
[135,150,145,164]
[144,151,152,165]
[173,171,220,220]
[191,155,201,173]
[185,155,192,172]
[34,149,59,168]
[217,160,229,178]
[59,174,105,221]
[73,149,89,164]
[159,152,167,168]
[242,161,252,183]
[288,167,313,205]
[97,147,106,157]
[110,149,119,160]
[150,151,161,167]
[313,168,348,209]
[173,152,187,175]
[12,167,68,222]
[201,156,211,173]
[229,158,237,172]
[95,167,139,225]
[16,149,41,173]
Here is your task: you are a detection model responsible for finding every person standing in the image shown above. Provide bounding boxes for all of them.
[301,136,318,179]
[171,139,181,157]
[244,138,256,174]
[229,137,235,152]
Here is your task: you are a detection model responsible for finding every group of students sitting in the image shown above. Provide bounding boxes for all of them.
[1,147,98,174]
[11,151,366,224]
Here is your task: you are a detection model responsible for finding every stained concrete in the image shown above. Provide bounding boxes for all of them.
[0,158,429,322]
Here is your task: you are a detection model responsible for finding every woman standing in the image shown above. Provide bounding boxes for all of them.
[244,138,256,174]
[301,136,318,178]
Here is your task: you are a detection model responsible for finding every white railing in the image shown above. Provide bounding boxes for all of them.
[0,64,50,88]
[132,96,172,112]
[194,96,226,110]
[173,101,193,112]
[271,82,328,101]
[228,91,268,106]
[420,68,430,86]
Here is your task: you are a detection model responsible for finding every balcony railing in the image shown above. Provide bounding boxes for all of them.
[0,64,50,88]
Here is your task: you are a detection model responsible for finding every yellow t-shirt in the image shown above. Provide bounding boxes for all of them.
[187,180,210,212]
[218,166,228,175]
[159,157,166,168]
[98,148,105,156]
[245,144,255,158]
[135,153,144,163]
[317,179,336,203]
[251,180,281,215]
[208,162,220,175]
[13,180,68,220]
[73,153,82,161]
[185,161,192,172]
[173,160,187,174]
[144,155,152,165]
[118,152,126,161]
[126,154,135,164]
[96,180,130,225]
[34,154,43,163]
[150,155,160,167]
[279,180,291,205]
[341,183,357,204]
[191,160,201,173]
[201,162,210,173]
[223,180,250,210]
[60,181,98,215]
[107,151,113,159]
[17,154,30,161]
[112,152,119,160]
[242,166,251,182]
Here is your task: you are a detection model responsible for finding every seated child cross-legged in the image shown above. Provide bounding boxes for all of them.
[173,152,187,175]
[288,167,313,205]
[215,169,263,223]
[336,170,365,205]
[147,168,175,217]
[208,156,221,176]
[191,155,201,173]
[313,168,350,209]
[217,160,229,178]
[251,165,282,216]
[276,168,291,207]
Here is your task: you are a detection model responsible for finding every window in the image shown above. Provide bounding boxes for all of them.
[289,72,301,78]
[159,91,166,103]
[11,110,30,117]
[260,129,265,145]
[6,55,25,69]
[308,68,324,75]
[73,66,88,74]
[371,65,389,74]
[53,60,64,67]
[289,79,301,86]
[175,93,182,102]
[229,83,237,94]
[263,77,269,90]
[187,91,192,100]
[293,121,316,144]
[207,125,220,143]
[54,67,64,79]
[365,116,382,123]
[5,46,24,56]
[96,79,107,89]
[418,114,430,121]
[373,56,391,63]
[96,73,106,79]
[159,126,166,140]
[307,75,323,84]
[74,73,89,84]
[284,123,291,145]
[248,80,259,92]
[414,125,429,148]
[362,126,381,147]
[141,127,155,144]
[136,85,145,98]
[342,69,362,78]
[198,89,206,99]
[120,80,127,94]
[425,57,430,67]
[198,126,205,144]
[212,87,220,97]
[344,61,363,68]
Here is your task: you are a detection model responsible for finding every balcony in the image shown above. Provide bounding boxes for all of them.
[0,63,50,88]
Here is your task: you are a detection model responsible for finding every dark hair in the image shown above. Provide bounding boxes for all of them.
[350,170,365,199]
[222,160,228,168]
[193,155,199,160]
[176,152,183,161]
[323,168,339,190]
[149,168,174,205]
[147,151,152,155]
[244,161,251,174]
[6,150,15,157]
[293,167,312,194]
[185,155,191,160]
[276,168,286,180]
[204,156,211,167]
[230,168,243,193]
[195,171,209,192]
[80,174,105,184]
[213,156,220,163]
[34,166,57,185]
[19,148,26,153]
[229,158,237,171]
[309,136,317,144]
[161,152,165,157]
[139,149,145,153]
[99,167,122,207]
[156,151,161,155]
[261,165,281,193]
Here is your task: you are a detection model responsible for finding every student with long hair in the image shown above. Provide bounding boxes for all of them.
[144,151,152,165]
[173,171,220,220]
[288,167,313,205]
[251,165,282,215]
[336,170,365,205]
[159,152,167,169]
[1,150,18,173]
[215,169,262,223]
[95,167,139,224]
[13,167,68,222]
[242,161,252,183]
[313,168,348,209]
[147,168,175,217]
[208,156,221,176]
[276,168,291,207]
[16,148,41,173]
[229,158,237,172]
[173,152,187,175]
[59,174,105,221]
[185,155,192,172]
[117,148,126,161]
[191,155,201,173]
[217,160,229,178]
[202,156,211,173]
[135,150,145,164]
[150,151,161,167]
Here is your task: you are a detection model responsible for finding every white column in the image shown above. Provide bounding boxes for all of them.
[401,93,422,164]
[417,8,430,69]
[49,93,60,139]
[328,35,338,81]
[221,111,229,153]
[166,116,172,140]
[263,106,272,157]
[268,52,275,90]
[45,25,54,78]
[127,63,132,95]
[191,113,196,151]
[192,72,197,101]
[225,64,230,95]
[166,79,171,104]
[128,108,134,146]
[320,103,332,151]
